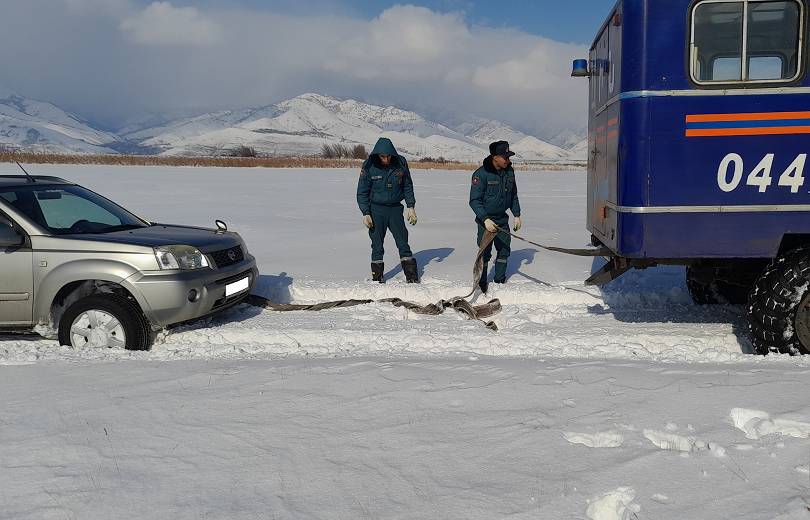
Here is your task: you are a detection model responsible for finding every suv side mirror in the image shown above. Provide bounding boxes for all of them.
[0,225,23,247]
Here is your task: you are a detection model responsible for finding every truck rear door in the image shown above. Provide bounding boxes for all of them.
[589,24,610,236]
[588,6,622,247]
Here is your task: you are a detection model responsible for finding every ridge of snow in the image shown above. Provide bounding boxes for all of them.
[127,93,583,162]
[0,88,586,161]
[0,89,119,154]
[511,135,570,161]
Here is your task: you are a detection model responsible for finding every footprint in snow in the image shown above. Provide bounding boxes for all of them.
[563,431,624,448]
[643,429,705,453]
[730,408,810,440]
[586,487,640,520]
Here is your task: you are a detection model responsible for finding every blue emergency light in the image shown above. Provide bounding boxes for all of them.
[571,59,590,77]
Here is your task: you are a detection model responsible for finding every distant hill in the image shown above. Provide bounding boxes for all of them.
[0,90,586,162]
[0,88,119,155]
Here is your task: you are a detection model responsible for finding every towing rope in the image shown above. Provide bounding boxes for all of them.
[496,226,612,257]
[247,230,503,330]
[246,228,609,331]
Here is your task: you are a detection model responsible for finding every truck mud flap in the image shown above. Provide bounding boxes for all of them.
[585,257,633,286]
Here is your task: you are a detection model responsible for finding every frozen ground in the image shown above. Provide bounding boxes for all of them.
[1,164,809,519]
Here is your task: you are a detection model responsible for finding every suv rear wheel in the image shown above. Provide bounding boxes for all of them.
[58,294,152,351]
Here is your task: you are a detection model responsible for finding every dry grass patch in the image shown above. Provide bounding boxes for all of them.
[0,152,479,171]
[0,152,583,172]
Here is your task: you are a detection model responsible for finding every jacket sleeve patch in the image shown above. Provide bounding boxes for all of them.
[472,176,479,185]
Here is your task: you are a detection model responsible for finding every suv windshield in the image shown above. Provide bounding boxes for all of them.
[0,184,148,235]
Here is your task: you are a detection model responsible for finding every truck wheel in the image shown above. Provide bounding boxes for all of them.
[687,260,765,305]
[58,294,152,351]
[746,248,810,355]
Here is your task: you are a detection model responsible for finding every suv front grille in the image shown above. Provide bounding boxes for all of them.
[210,245,244,268]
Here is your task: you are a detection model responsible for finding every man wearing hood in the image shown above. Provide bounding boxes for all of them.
[356,137,419,283]
[469,140,523,293]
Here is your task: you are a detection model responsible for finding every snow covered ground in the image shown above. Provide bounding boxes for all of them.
[2,164,810,519]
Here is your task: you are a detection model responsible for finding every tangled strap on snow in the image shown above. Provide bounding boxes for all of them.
[246,231,503,330]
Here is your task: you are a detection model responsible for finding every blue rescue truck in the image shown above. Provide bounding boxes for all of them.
[573,0,810,354]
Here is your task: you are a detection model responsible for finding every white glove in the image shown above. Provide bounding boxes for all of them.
[406,207,417,226]
[363,215,373,229]
[513,217,522,232]
[484,218,498,233]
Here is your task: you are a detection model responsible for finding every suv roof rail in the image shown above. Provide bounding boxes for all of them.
[0,175,70,181]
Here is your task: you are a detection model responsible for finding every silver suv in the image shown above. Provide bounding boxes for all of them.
[0,174,258,350]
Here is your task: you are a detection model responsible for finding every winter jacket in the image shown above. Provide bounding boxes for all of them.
[469,156,521,222]
[357,138,416,216]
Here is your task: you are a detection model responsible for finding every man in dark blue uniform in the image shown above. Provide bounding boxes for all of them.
[469,140,522,293]
[357,137,419,283]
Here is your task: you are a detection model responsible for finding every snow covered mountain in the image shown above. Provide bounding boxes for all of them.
[0,89,119,155]
[454,117,529,147]
[124,94,585,163]
[125,94,483,161]
[567,138,589,161]
[0,90,586,162]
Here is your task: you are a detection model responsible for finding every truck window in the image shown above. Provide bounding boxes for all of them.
[748,55,786,79]
[691,0,803,84]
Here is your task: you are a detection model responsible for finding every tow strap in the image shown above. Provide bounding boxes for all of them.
[246,228,609,331]
[496,226,612,257]
[247,230,504,330]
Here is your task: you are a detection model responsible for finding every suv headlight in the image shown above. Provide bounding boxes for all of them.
[154,245,210,270]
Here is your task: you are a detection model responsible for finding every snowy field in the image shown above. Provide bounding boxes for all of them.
[2,164,810,519]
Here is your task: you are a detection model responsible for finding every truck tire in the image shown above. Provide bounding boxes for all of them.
[746,248,810,355]
[687,260,765,305]
[58,294,153,351]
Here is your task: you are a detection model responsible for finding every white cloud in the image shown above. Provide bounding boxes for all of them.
[472,46,566,92]
[120,2,223,46]
[368,6,470,64]
[0,1,588,136]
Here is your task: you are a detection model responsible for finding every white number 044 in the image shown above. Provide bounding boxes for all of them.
[717,153,808,194]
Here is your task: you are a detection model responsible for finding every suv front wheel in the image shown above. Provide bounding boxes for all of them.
[58,294,152,351]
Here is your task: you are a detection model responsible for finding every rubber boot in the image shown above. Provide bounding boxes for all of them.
[493,259,508,284]
[402,258,419,283]
[371,262,385,283]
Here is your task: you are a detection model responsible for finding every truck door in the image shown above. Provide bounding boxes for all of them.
[589,27,610,236]
[605,6,622,245]
[587,7,622,246]
[0,211,33,326]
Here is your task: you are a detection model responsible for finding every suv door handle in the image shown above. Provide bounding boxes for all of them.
[0,293,30,301]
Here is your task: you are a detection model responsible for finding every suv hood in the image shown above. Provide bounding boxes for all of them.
[70,224,242,252]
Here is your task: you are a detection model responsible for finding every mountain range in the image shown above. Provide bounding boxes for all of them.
[0,90,586,163]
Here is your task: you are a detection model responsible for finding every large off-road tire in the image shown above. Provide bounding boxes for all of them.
[746,248,810,355]
[687,260,766,305]
[58,294,152,351]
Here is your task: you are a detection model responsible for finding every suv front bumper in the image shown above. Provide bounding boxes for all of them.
[126,256,259,329]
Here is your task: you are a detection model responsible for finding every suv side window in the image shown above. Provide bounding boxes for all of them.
[691,0,803,85]
[0,191,18,205]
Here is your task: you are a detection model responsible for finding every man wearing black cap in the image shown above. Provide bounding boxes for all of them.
[469,140,522,293]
